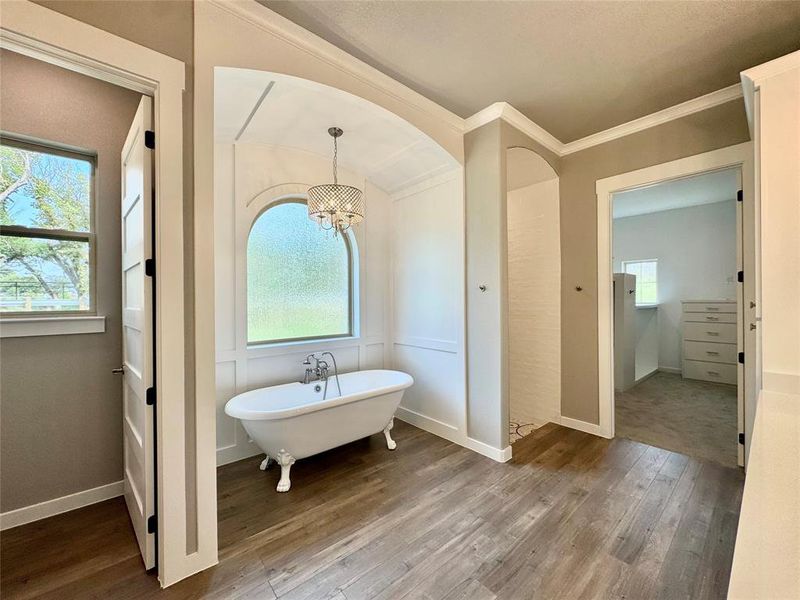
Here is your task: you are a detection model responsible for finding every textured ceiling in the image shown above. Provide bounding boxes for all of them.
[613,168,739,219]
[261,0,800,142]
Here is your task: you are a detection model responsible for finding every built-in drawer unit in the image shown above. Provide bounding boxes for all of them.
[681,299,737,385]
[683,340,738,364]
[683,322,737,344]
[682,360,737,385]
[682,301,736,314]
[683,312,737,324]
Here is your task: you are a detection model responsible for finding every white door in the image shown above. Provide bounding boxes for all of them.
[120,96,155,569]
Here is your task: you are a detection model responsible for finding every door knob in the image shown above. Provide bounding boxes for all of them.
[112,366,126,374]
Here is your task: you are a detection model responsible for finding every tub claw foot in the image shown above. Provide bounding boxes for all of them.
[276,450,295,492]
[383,418,397,450]
[259,456,271,471]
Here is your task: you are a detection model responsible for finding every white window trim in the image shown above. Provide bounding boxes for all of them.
[0,315,105,338]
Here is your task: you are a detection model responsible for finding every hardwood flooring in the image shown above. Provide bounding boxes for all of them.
[1,421,744,599]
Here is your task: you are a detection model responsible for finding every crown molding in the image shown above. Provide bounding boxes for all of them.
[465,84,744,157]
[464,102,562,156]
[209,0,465,136]
[561,84,743,155]
[210,1,750,159]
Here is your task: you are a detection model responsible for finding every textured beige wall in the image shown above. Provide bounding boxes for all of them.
[508,177,561,430]
[559,99,751,424]
[0,50,143,511]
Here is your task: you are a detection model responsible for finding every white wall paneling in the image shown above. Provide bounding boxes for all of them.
[390,171,472,455]
[214,142,392,465]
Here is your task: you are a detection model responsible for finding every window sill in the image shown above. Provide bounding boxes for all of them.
[0,315,106,338]
[635,304,659,310]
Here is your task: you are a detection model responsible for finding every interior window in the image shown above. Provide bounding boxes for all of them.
[247,200,353,344]
[623,259,658,306]
[0,137,94,314]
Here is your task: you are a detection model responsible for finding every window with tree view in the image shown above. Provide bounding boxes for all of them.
[0,138,94,314]
[247,200,353,344]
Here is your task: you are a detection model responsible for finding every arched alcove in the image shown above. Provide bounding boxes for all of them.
[505,147,561,443]
[213,67,467,474]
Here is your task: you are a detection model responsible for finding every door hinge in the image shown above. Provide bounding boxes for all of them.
[737,270,744,283]
[147,514,157,534]
[737,189,743,202]
[145,258,155,278]
[738,432,745,445]
[146,387,156,406]
[738,352,744,364]
[145,130,155,150]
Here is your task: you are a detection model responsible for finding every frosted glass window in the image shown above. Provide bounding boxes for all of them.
[623,259,658,306]
[247,200,352,344]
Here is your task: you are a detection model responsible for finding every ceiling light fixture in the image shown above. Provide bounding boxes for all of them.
[307,127,364,236]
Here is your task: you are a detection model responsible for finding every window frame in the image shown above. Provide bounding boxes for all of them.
[622,258,658,307]
[0,134,97,317]
[246,197,356,347]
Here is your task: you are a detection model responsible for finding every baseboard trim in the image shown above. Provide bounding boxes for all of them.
[216,442,261,467]
[634,368,661,385]
[464,437,513,463]
[658,366,682,375]
[560,416,608,438]
[395,406,512,463]
[1,480,123,531]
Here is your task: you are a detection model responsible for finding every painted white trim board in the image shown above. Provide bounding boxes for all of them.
[464,85,744,157]
[595,142,754,442]
[395,407,512,463]
[559,416,608,438]
[1,481,123,531]
[0,315,105,338]
[0,0,202,587]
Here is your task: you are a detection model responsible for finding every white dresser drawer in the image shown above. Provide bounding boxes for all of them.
[683,360,737,385]
[683,340,737,364]
[683,312,737,324]
[683,322,737,344]
[682,301,736,314]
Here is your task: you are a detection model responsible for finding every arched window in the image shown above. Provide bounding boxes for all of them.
[247,199,354,344]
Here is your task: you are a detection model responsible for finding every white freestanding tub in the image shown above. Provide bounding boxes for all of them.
[224,369,413,492]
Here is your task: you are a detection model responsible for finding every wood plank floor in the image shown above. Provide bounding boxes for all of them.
[1,421,744,599]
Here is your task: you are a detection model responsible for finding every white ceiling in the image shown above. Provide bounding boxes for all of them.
[261,1,800,143]
[214,67,458,194]
[613,169,739,219]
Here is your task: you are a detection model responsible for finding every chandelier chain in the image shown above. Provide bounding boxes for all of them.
[333,135,338,185]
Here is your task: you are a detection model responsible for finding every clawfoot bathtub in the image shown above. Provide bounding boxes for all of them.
[225,369,413,492]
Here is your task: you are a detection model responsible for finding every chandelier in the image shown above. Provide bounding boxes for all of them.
[307,127,364,236]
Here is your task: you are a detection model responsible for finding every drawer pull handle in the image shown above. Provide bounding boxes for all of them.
[705,316,719,321]
[706,332,719,336]
[706,351,720,355]
[707,371,720,376]
[706,307,720,311]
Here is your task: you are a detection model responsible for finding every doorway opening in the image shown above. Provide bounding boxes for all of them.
[596,143,755,469]
[611,168,741,467]
[0,47,159,584]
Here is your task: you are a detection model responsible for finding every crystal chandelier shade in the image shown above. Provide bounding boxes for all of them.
[307,127,364,235]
